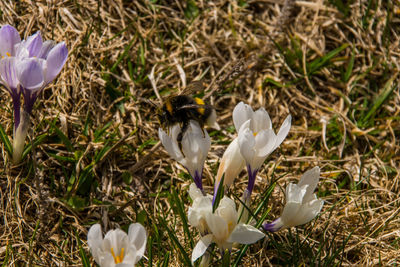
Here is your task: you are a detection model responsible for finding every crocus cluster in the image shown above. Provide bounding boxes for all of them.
[87,223,147,267]
[0,24,68,164]
[158,101,324,264]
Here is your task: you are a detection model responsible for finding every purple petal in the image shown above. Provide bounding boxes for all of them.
[262,218,283,232]
[0,25,21,57]
[44,42,68,84]
[0,57,19,92]
[24,31,43,57]
[37,40,55,59]
[17,58,44,91]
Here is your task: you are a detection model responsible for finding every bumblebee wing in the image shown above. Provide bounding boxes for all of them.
[180,80,205,95]
[177,103,214,110]
[176,104,202,110]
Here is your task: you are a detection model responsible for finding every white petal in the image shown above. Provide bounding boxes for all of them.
[215,138,245,188]
[280,201,302,228]
[192,234,213,263]
[128,223,147,260]
[87,224,103,263]
[206,213,229,242]
[251,108,271,132]
[189,183,203,201]
[121,248,138,265]
[297,166,320,202]
[286,183,307,203]
[227,224,265,244]
[291,199,324,227]
[216,197,237,225]
[273,115,291,150]
[99,253,117,267]
[233,102,253,132]
[158,127,183,161]
[188,196,212,228]
[238,127,255,165]
[206,109,220,130]
[254,129,277,157]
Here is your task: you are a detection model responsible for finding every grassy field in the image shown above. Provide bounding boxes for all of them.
[1,0,399,266]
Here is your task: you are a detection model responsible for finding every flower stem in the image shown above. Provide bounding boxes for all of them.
[12,110,30,164]
[221,249,231,267]
[238,189,251,223]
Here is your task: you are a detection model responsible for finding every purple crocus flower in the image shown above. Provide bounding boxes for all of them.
[0,24,68,164]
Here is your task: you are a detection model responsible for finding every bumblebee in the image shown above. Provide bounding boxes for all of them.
[158,81,220,149]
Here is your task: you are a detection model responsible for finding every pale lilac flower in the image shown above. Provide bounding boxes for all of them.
[0,24,68,164]
[263,167,324,232]
[158,121,211,191]
[87,223,147,267]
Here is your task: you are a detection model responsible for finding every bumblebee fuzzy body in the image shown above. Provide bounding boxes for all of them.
[158,93,217,149]
[160,95,212,128]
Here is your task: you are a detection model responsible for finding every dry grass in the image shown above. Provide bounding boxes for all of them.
[0,0,399,266]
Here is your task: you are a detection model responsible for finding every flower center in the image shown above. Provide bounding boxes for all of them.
[253,132,258,136]
[1,52,11,59]
[110,247,125,264]
[227,220,235,233]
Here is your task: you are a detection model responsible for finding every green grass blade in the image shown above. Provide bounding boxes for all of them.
[75,231,91,267]
[308,44,349,75]
[162,251,170,267]
[343,46,355,82]
[52,124,74,152]
[171,187,193,248]
[360,73,398,126]
[0,124,12,156]
[233,182,276,266]
[27,220,40,265]
[213,175,225,212]
[158,216,192,266]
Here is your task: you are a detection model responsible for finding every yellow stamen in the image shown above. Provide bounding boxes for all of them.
[6,52,11,57]
[194,97,205,115]
[253,132,258,136]
[110,247,125,264]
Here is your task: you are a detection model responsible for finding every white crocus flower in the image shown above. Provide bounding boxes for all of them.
[236,104,292,177]
[87,223,147,267]
[188,183,213,235]
[158,121,211,190]
[263,167,324,232]
[215,102,291,198]
[190,194,265,263]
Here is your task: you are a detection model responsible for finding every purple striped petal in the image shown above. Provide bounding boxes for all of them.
[24,31,43,57]
[44,42,67,84]
[0,57,19,93]
[17,58,44,91]
[38,40,55,59]
[0,25,21,57]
